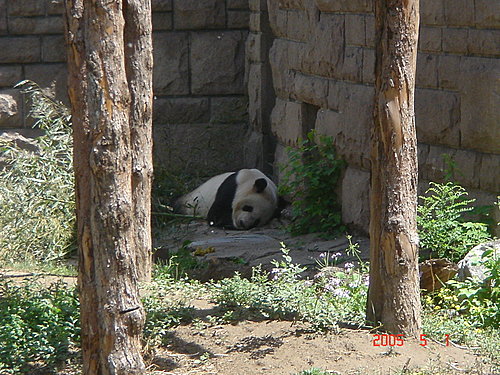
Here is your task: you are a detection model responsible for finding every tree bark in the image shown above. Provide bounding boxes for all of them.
[367,0,422,337]
[64,0,152,373]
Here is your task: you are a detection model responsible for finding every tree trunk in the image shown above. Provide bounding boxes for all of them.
[64,0,152,373]
[367,0,422,337]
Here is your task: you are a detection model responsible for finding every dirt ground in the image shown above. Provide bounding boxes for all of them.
[0,270,495,375]
[145,299,492,375]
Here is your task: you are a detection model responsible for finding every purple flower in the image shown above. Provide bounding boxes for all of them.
[332,289,350,298]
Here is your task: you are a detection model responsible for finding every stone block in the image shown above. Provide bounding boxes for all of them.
[190,31,245,95]
[246,32,264,63]
[286,10,309,42]
[475,0,500,28]
[210,96,248,124]
[479,154,500,193]
[315,0,372,13]
[419,26,442,52]
[437,54,461,90]
[452,149,481,190]
[345,14,365,46]
[287,39,305,71]
[416,53,438,88]
[24,64,68,104]
[0,89,21,128]
[415,88,460,148]
[267,6,287,37]
[341,167,370,234]
[364,15,375,48]
[420,0,445,26]
[228,0,249,10]
[152,0,173,12]
[271,98,307,145]
[42,35,66,62]
[153,97,210,125]
[419,146,485,191]
[247,60,274,133]
[442,28,468,54]
[419,144,449,182]
[249,0,267,12]
[459,57,500,154]
[8,0,45,16]
[278,0,304,10]
[247,62,264,130]
[0,66,22,87]
[443,0,474,27]
[152,12,173,31]
[0,0,7,35]
[8,16,64,35]
[46,0,64,15]
[152,32,189,95]
[0,37,40,63]
[315,86,371,170]
[228,10,250,29]
[269,39,295,99]
[290,72,328,108]
[173,0,225,30]
[153,122,247,175]
[341,46,363,81]
[468,29,500,57]
[362,47,375,84]
[300,13,344,78]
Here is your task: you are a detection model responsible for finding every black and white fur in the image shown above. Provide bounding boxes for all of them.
[174,169,280,230]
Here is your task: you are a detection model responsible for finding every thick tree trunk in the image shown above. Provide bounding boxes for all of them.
[367,0,422,337]
[64,0,152,373]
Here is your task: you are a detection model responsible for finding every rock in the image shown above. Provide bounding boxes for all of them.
[0,131,40,153]
[0,91,21,128]
[457,240,499,282]
[419,258,458,292]
[153,221,370,282]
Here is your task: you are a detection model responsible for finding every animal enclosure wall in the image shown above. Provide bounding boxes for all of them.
[246,0,499,232]
[0,0,251,177]
[0,0,498,233]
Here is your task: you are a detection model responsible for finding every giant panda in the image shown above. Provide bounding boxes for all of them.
[174,169,280,230]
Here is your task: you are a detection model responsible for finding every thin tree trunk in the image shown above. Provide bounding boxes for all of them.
[124,0,153,283]
[367,0,422,337]
[64,0,152,373]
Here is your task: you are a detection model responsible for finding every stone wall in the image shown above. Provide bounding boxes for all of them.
[0,0,251,176]
[1,0,498,233]
[247,0,500,233]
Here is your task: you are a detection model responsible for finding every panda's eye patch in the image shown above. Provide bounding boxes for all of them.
[242,205,253,212]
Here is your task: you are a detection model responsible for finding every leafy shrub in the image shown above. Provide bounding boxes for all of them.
[0,279,80,373]
[0,81,75,265]
[417,182,490,262]
[210,242,368,330]
[279,131,345,236]
[424,246,499,329]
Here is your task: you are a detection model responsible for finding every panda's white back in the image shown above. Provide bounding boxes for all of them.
[175,172,233,216]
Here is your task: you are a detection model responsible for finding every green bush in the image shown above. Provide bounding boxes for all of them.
[210,242,368,330]
[279,131,345,236]
[424,246,499,329]
[417,182,490,262]
[0,280,80,373]
[0,81,75,265]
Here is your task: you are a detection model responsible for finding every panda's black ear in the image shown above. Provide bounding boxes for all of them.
[254,178,268,193]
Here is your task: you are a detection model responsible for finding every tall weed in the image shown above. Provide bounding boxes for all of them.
[417,182,490,262]
[0,81,75,264]
[279,131,345,236]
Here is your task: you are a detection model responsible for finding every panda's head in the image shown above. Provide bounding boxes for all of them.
[232,175,278,230]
